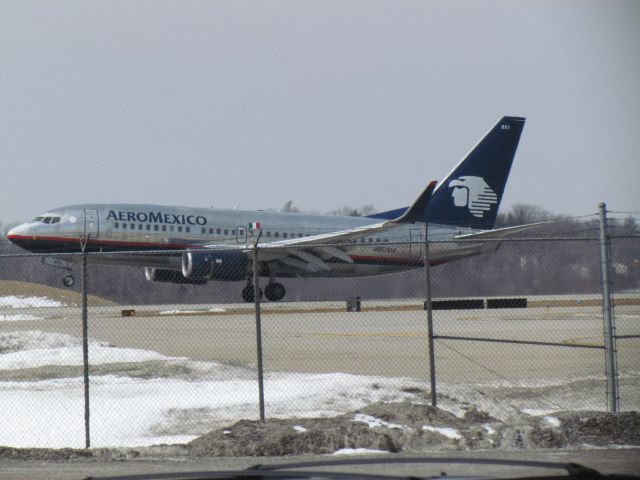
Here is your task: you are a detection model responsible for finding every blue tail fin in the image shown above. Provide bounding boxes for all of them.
[426,116,525,229]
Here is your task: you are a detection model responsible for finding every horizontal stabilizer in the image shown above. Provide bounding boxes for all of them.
[454,221,551,240]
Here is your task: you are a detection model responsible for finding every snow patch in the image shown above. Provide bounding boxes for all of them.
[482,424,496,435]
[352,413,410,431]
[0,314,45,322]
[293,425,307,433]
[422,426,462,440]
[0,331,177,370]
[332,448,390,456]
[0,295,67,309]
[543,416,561,428]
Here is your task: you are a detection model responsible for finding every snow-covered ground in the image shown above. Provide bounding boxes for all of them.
[0,330,418,448]
[0,295,67,309]
[0,295,68,321]
[0,330,638,449]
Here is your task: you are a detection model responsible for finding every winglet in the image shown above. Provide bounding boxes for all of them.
[392,181,437,223]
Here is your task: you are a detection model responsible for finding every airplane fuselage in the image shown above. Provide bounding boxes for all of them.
[7,203,491,279]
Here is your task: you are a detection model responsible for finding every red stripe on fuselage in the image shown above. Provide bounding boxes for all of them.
[7,235,197,251]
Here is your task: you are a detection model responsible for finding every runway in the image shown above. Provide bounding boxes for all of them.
[2,294,639,381]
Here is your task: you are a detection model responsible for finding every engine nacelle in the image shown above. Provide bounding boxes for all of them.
[181,249,248,281]
[144,267,208,285]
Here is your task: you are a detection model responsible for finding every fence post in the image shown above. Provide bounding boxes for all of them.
[598,202,620,413]
[253,235,266,422]
[424,223,437,407]
[81,247,91,448]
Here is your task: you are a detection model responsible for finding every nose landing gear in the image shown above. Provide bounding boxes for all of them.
[42,257,76,288]
[62,274,75,288]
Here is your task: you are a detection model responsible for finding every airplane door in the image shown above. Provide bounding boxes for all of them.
[409,228,423,258]
[236,226,247,243]
[84,209,99,238]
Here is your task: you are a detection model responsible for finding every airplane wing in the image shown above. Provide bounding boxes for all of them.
[201,181,438,272]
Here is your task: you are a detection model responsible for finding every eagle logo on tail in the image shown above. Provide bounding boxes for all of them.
[448,176,498,218]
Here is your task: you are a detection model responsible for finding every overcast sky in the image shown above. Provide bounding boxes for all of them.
[1,0,638,223]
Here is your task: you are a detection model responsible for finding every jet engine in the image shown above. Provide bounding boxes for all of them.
[181,249,248,282]
[144,267,208,285]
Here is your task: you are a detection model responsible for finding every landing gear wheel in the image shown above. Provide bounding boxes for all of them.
[242,284,263,303]
[62,274,75,288]
[264,282,286,302]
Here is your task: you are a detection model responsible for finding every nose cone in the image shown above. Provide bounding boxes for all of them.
[6,224,30,247]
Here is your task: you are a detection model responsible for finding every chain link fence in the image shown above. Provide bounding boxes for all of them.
[0,234,638,448]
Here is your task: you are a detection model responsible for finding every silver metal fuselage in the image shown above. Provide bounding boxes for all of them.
[7,203,494,279]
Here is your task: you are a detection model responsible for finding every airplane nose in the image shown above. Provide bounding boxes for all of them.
[6,224,27,243]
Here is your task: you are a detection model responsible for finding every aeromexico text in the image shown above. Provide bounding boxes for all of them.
[106,210,207,226]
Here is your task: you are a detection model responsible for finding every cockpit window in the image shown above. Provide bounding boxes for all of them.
[33,216,61,224]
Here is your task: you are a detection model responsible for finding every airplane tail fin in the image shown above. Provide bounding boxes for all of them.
[426,116,525,230]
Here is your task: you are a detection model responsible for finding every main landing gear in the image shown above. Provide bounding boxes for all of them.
[242,281,286,302]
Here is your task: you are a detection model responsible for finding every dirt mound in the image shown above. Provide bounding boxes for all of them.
[189,404,640,457]
[189,403,502,456]
[1,405,637,460]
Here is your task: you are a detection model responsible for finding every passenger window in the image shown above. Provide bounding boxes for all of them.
[170,226,174,232]
[283,233,288,239]
[115,222,119,228]
[224,229,228,235]
[186,227,190,233]
[123,223,127,229]
[274,232,280,238]
[232,229,236,235]
[376,238,381,243]
[129,223,134,229]
[201,227,206,234]
[368,238,373,243]
[217,228,221,234]
[266,231,271,237]
[154,225,159,231]
[209,228,213,234]
[162,225,166,232]
[299,233,303,238]
[139,224,143,230]
[178,226,182,233]
[360,238,365,243]
[146,224,151,231]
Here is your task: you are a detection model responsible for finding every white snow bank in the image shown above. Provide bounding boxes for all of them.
[0,295,67,309]
[422,426,462,440]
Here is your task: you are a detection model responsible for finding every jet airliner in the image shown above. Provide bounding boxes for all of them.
[8,116,531,302]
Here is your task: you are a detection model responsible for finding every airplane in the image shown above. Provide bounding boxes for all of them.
[7,116,532,302]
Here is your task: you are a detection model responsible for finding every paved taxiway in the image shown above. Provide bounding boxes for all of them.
[2,295,638,383]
